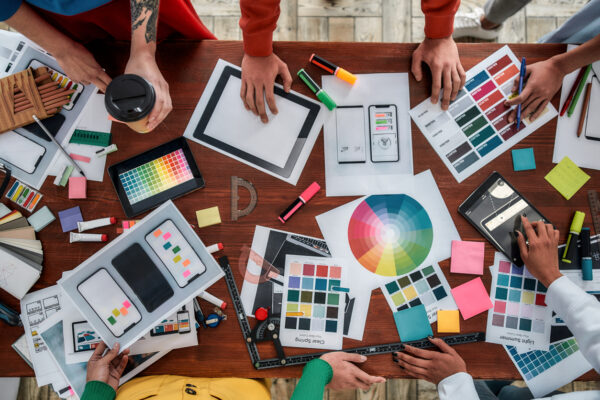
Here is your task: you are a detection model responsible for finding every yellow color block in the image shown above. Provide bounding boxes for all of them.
[403,286,417,301]
[195,206,222,228]
[300,304,312,317]
[522,291,535,305]
[437,310,460,333]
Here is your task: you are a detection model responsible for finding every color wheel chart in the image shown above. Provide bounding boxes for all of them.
[410,46,556,182]
[118,149,194,205]
[347,194,433,277]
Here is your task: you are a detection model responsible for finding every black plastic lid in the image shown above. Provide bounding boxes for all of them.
[104,74,155,122]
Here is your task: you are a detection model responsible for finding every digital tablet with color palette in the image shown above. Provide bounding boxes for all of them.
[280,255,347,350]
[108,137,205,217]
[410,46,557,182]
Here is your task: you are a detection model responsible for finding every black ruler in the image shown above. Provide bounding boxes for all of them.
[589,190,600,235]
[218,256,486,370]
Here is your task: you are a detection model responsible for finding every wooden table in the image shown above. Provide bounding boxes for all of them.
[0,41,598,380]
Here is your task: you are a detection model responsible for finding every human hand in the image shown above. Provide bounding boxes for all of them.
[516,216,562,287]
[86,342,129,391]
[320,352,386,390]
[241,53,292,123]
[53,40,111,91]
[393,337,467,384]
[506,59,564,123]
[411,36,466,110]
[125,51,172,131]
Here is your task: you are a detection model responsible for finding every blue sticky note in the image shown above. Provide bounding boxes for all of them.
[393,304,433,342]
[512,148,536,171]
[58,206,83,232]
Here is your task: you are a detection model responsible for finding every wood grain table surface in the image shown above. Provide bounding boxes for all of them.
[0,40,598,380]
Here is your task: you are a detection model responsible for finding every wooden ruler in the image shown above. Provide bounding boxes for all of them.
[588,190,600,235]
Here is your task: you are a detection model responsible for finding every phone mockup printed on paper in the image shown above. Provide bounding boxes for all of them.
[368,105,399,163]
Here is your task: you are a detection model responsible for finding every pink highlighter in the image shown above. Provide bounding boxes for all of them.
[278,182,321,223]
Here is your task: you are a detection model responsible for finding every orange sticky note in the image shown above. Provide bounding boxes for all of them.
[437,310,460,333]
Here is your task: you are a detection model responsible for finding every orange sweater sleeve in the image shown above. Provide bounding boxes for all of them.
[421,0,460,39]
[239,0,280,57]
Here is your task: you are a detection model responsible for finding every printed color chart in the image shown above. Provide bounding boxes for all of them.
[118,149,193,205]
[381,263,456,322]
[410,46,556,182]
[347,195,433,276]
[486,254,552,350]
[73,322,101,352]
[280,256,347,350]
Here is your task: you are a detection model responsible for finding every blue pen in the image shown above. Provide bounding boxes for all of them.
[516,57,526,131]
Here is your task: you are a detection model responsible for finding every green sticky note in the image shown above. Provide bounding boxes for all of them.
[544,156,590,200]
[393,304,433,342]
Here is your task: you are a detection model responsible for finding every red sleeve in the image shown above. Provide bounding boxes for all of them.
[239,0,280,57]
[421,0,460,39]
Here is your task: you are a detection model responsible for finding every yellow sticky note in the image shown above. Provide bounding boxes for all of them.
[195,206,221,228]
[545,157,590,200]
[437,310,460,333]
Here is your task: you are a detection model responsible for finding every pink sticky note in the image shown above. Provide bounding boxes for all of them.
[451,277,493,320]
[69,153,91,163]
[68,177,87,199]
[450,240,485,275]
[183,269,191,278]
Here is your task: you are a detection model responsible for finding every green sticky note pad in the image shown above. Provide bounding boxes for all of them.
[393,304,433,342]
[544,156,590,200]
[512,148,536,171]
[27,206,55,232]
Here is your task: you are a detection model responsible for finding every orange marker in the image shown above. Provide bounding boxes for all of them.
[309,54,357,85]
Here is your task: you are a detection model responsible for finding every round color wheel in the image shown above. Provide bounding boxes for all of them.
[348,194,433,276]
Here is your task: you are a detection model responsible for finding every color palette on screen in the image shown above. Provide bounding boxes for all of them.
[118,149,194,205]
[5,180,42,212]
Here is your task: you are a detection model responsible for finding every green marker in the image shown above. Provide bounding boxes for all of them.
[567,65,592,117]
[297,69,337,111]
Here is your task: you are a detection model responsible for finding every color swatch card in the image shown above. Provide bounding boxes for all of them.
[145,219,206,287]
[486,253,552,350]
[410,46,557,182]
[381,263,456,322]
[280,256,348,350]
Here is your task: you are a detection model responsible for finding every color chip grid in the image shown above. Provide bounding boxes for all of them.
[347,194,433,276]
[118,149,193,205]
[507,338,579,380]
[107,300,132,326]
[384,265,448,311]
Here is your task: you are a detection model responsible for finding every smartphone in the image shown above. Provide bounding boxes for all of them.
[368,105,399,162]
[177,310,191,333]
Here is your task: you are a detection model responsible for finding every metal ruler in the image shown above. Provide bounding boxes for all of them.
[589,190,600,235]
[218,256,486,370]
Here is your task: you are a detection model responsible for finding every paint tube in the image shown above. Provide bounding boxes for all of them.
[77,217,116,232]
[70,232,108,243]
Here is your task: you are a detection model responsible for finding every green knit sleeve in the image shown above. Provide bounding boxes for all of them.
[291,358,333,400]
[80,381,116,400]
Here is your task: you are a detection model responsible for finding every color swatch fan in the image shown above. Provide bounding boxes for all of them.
[348,195,433,277]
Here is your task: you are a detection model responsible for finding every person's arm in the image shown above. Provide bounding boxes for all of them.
[412,0,466,110]
[125,0,172,132]
[506,33,600,122]
[239,0,292,124]
[4,3,111,90]
[516,216,600,371]
[81,342,129,400]
[291,352,385,399]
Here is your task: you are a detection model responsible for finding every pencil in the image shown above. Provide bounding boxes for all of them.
[577,82,592,137]
[568,65,592,117]
[560,66,586,117]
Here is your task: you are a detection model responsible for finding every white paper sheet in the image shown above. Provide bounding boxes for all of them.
[322,73,414,196]
[410,46,557,183]
[183,59,326,185]
[552,46,600,170]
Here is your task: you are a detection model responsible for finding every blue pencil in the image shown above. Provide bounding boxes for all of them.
[516,57,526,131]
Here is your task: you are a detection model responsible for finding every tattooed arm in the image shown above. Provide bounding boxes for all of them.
[125,0,172,132]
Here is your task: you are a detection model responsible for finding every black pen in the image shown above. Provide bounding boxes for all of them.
[193,298,207,328]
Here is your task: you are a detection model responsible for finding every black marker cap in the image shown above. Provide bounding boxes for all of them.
[104,74,155,122]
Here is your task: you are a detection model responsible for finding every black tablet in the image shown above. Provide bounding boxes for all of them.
[108,137,204,217]
[458,172,551,266]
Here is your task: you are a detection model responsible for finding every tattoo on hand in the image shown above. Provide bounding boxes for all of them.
[131,0,159,43]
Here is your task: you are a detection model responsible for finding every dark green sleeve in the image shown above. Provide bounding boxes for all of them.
[291,358,333,400]
[80,381,116,400]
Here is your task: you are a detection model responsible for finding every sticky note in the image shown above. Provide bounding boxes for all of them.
[58,206,83,232]
[451,277,493,320]
[393,304,433,342]
[0,203,10,218]
[450,240,485,275]
[544,156,590,200]
[195,206,221,228]
[437,310,460,333]
[512,148,536,171]
[27,206,55,232]
[69,177,87,199]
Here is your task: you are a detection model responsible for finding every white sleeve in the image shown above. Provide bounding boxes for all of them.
[545,276,600,372]
[437,372,479,400]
